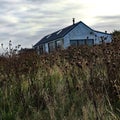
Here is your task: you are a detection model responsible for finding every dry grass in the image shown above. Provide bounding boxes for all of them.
[0,31,120,120]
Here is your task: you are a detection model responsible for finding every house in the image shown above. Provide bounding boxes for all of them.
[33,20,112,54]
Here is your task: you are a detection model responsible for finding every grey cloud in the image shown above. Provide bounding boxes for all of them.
[92,15,120,32]
[0,0,73,53]
[26,0,57,4]
[95,15,120,25]
[96,15,120,20]
[0,0,120,53]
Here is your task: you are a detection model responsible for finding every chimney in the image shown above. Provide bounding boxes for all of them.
[73,18,75,25]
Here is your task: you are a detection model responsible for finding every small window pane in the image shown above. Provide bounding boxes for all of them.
[56,40,63,49]
[78,40,85,45]
[86,39,94,45]
[70,40,77,46]
[48,42,55,52]
[39,44,44,54]
[57,30,62,35]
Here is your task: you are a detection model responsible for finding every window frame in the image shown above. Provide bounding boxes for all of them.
[70,39,94,46]
[48,41,55,53]
[70,40,78,46]
[55,39,64,49]
[86,39,94,46]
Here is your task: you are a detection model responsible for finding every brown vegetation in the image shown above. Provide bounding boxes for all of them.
[0,31,120,120]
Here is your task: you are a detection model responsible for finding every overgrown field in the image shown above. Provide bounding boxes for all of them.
[0,32,120,120]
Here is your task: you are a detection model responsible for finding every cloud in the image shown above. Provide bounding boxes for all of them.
[92,15,120,32]
[95,15,120,22]
[0,0,120,53]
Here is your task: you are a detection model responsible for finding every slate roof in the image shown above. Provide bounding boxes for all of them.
[34,21,81,47]
[34,21,111,47]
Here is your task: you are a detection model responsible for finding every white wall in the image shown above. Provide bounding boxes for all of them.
[94,31,112,44]
[64,23,95,48]
[63,23,112,48]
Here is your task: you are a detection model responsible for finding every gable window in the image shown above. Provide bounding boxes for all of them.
[48,41,55,53]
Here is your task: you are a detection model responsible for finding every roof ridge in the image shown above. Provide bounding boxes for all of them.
[79,21,111,35]
[46,21,81,36]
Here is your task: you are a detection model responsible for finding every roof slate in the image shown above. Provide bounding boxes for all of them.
[34,21,80,47]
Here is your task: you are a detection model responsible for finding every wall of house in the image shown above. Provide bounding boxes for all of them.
[64,23,95,48]
[94,31,112,44]
[64,23,112,48]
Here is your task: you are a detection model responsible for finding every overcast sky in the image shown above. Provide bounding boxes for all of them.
[0,0,120,53]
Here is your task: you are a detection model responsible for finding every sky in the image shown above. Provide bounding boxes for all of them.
[0,0,120,53]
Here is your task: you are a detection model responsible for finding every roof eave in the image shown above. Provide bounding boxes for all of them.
[94,30,112,35]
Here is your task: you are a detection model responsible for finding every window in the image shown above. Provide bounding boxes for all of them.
[48,42,55,53]
[70,40,78,46]
[39,44,44,54]
[86,39,94,46]
[55,40,63,49]
[78,40,85,45]
[70,39,94,46]
[70,40,85,46]
[57,30,62,35]
[46,34,51,38]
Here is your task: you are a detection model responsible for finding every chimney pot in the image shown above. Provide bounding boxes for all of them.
[73,18,75,25]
